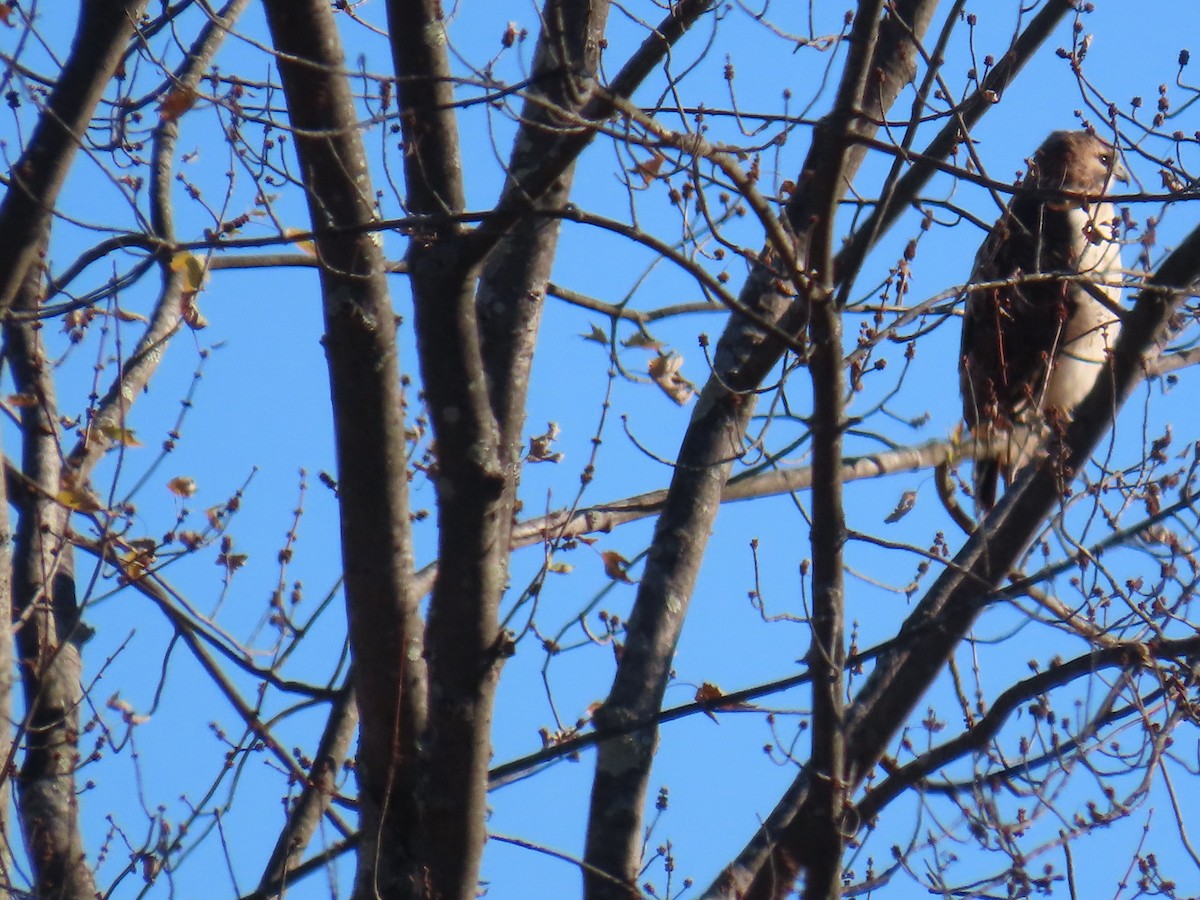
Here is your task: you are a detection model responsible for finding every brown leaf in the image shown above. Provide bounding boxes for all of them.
[112,307,150,324]
[501,21,525,47]
[218,551,248,573]
[883,489,917,524]
[180,293,208,330]
[205,505,224,529]
[648,353,695,405]
[621,330,662,350]
[581,323,609,345]
[695,681,754,719]
[526,422,564,463]
[631,152,666,185]
[600,550,635,583]
[695,682,725,723]
[167,476,198,497]
[158,86,198,122]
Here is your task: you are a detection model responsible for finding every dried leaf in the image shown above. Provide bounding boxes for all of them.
[170,251,207,291]
[621,331,662,350]
[526,422,564,464]
[158,86,198,122]
[501,21,525,47]
[695,681,754,720]
[581,323,609,345]
[695,682,725,723]
[56,482,103,513]
[217,551,248,574]
[283,227,317,256]
[600,550,634,583]
[178,531,204,550]
[167,476,198,497]
[6,392,37,408]
[97,422,143,447]
[695,682,724,702]
[547,561,573,574]
[883,490,917,524]
[648,353,695,405]
[180,293,208,330]
[113,307,150,324]
[631,152,666,185]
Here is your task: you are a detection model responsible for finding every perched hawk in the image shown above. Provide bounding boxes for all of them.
[959,130,1127,510]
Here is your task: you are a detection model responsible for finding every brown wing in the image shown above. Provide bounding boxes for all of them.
[958,199,1079,435]
[958,131,1125,511]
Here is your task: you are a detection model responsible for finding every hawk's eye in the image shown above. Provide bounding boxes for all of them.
[1099,153,1111,166]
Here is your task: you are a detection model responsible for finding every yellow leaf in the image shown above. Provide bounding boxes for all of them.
[283,227,317,256]
[547,561,573,574]
[118,550,152,582]
[167,476,197,497]
[170,252,207,291]
[97,422,143,447]
[56,484,103,513]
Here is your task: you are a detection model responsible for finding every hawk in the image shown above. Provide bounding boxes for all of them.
[959,130,1127,510]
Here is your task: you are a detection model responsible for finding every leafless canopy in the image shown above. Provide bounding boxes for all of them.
[0,1,1198,899]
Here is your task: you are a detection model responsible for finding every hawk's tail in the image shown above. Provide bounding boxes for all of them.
[973,459,1000,513]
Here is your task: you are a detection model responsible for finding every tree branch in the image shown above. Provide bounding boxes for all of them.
[0,0,150,312]
[6,225,95,899]
[262,2,426,896]
[703,221,1200,900]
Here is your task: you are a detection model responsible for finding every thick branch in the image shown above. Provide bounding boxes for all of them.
[704,222,1200,900]
[262,3,426,896]
[0,0,149,312]
[258,679,358,895]
[582,3,935,897]
[854,638,1200,824]
[6,229,95,899]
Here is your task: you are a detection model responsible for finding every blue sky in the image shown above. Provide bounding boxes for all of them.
[9,1,1200,897]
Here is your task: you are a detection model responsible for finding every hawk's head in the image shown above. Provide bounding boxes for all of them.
[1027,130,1128,194]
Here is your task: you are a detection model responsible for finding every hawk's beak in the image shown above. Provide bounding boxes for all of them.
[1111,158,1129,186]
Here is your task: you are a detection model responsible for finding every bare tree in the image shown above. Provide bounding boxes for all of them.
[0,1,1198,898]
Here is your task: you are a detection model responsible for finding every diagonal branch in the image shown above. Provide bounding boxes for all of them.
[704,222,1200,900]
[853,637,1200,825]
[0,0,150,312]
[65,0,250,482]
[582,2,938,897]
[258,677,357,895]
